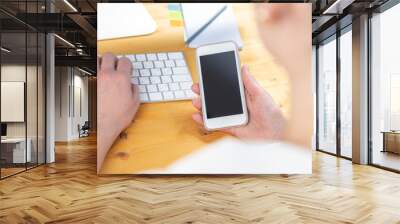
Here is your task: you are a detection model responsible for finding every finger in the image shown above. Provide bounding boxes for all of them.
[242,65,262,97]
[192,97,201,110]
[101,53,117,71]
[192,112,204,125]
[191,83,200,95]
[117,57,132,74]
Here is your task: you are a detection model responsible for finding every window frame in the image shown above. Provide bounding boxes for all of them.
[0,0,48,180]
[315,24,353,160]
[367,0,400,173]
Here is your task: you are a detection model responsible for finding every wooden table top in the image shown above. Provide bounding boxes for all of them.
[97,3,290,174]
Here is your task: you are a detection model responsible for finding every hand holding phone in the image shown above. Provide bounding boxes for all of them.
[196,42,248,130]
[193,42,285,139]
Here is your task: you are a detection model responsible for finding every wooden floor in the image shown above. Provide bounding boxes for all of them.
[373,150,400,171]
[1,167,26,178]
[1,135,400,223]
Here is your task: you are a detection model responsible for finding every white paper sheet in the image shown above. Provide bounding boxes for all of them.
[181,3,243,49]
[141,138,312,174]
[97,3,157,40]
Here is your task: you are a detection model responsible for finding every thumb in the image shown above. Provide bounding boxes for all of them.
[241,65,262,97]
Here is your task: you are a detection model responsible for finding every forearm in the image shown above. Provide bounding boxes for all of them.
[97,112,127,173]
[97,127,118,173]
[283,64,313,148]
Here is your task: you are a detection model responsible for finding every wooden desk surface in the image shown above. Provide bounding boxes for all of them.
[98,4,289,174]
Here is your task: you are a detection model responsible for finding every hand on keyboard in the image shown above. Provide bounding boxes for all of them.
[97,53,140,172]
[120,51,195,103]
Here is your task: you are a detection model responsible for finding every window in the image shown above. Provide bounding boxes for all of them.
[317,36,337,154]
[316,25,353,159]
[0,1,47,179]
[339,27,352,158]
[370,2,400,171]
[390,74,400,130]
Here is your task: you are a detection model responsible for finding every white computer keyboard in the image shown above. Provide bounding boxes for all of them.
[119,52,194,103]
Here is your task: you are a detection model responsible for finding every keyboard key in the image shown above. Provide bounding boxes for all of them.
[139,77,150,85]
[129,51,193,103]
[158,83,169,91]
[174,90,185,98]
[146,53,157,61]
[169,83,180,91]
[139,85,146,93]
[154,61,164,68]
[185,90,195,98]
[168,52,184,59]
[131,77,139,85]
[146,84,158,93]
[140,69,150,76]
[172,67,189,74]
[136,54,146,61]
[165,60,175,67]
[132,62,143,69]
[150,76,161,84]
[161,68,172,75]
[126,54,135,61]
[140,93,149,101]
[172,75,191,82]
[163,91,174,100]
[132,69,140,77]
[180,81,192,90]
[150,68,162,76]
[157,53,168,60]
[175,59,186,67]
[161,76,172,83]
[149,92,163,101]
[143,61,153,69]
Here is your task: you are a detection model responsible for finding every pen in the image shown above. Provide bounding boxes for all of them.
[185,4,228,46]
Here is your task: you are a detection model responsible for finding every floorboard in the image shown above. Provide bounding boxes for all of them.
[1,135,400,223]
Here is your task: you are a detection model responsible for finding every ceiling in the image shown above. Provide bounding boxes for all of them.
[0,0,395,74]
[0,0,99,74]
[311,0,391,43]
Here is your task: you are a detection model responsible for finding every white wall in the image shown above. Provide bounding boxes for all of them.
[1,81,24,123]
[1,65,40,138]
[73,74,89,137]
[1,64,46,164]
[54,67,89,141]
[55,67,69,141]
[1,65,26,138]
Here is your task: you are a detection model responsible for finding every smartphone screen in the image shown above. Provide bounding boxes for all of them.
[200,51,243,119]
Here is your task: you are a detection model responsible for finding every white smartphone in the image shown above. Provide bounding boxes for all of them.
[196,41,248,131]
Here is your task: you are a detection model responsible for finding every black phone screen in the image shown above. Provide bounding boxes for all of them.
[199,51,243,119]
